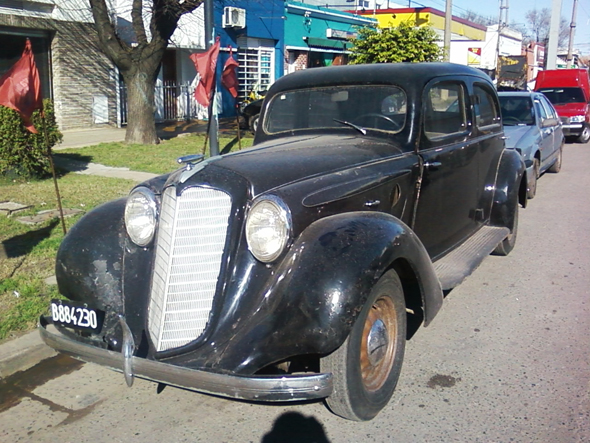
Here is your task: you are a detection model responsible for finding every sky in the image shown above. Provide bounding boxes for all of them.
[408,0,590,55]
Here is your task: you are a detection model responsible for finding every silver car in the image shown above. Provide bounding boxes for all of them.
[499,91,565,198]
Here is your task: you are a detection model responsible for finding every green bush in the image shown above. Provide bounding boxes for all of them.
[0,99,63,178]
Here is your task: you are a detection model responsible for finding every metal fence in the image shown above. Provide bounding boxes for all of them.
[119,82,206,126]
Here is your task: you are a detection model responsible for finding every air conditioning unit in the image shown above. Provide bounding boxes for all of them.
[223,7,246,29]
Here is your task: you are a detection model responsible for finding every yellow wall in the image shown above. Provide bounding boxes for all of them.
[372,10,486,41]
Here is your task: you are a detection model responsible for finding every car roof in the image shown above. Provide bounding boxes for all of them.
[498,91,541,98]
[267,63,493,95]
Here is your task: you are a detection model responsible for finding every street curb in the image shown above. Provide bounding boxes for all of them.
[0,330,57,379]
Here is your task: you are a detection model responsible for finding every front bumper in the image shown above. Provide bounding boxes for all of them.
[561,123,584,137]
[39,316,333,402]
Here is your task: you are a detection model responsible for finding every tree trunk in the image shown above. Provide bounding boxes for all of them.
[124,70,159,145]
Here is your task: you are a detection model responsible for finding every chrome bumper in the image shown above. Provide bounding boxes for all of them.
[39,317,332,402]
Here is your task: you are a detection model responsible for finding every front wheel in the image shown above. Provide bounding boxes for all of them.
[321,270,406,421]
[577,124,590,144]
[527,159,539,199]
[548,146,563,173]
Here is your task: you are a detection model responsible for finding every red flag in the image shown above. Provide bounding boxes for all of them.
[221,48,239,98]
[190,37,220,108]
[0,39,43,133]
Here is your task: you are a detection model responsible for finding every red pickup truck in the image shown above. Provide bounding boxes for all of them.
[534,69,590,143]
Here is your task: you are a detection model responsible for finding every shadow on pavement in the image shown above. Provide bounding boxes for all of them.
[261,411,331,443]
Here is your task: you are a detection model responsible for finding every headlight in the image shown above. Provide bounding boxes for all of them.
[570,115,585,123]
[125,187,158,247]
[246,196,291,263]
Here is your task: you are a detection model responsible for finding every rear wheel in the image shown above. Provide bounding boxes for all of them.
[493,202,518,256]
[321,270,406,421]
[527,159,539,199]
[249,114,259,134]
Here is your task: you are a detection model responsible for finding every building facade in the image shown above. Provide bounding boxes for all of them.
[0,0,117,130]
[212,0,375,117]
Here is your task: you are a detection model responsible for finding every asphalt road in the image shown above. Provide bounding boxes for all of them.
[1,142,589,443]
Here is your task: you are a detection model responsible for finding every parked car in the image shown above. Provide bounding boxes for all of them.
[40,63,526,422]
[499,91,564,198]
[239,97,263,133]
[534,68,590,143]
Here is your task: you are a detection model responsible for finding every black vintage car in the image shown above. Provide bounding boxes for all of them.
[40,63,527,421]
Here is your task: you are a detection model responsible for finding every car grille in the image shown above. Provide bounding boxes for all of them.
[148,186,232,352]
[559,116,569,125]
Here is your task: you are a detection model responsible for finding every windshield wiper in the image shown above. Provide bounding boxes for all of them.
[333,118,367,135]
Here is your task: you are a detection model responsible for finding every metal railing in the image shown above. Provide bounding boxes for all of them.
[119,82,206,126]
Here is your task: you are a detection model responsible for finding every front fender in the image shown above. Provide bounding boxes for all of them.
[491,149,526,231]
[55,198,127,333]
[214,212,443,373]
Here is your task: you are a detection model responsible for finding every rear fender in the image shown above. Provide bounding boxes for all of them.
[491,149,526,231]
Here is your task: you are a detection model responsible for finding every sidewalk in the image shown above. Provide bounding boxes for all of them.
[55,118,242,150]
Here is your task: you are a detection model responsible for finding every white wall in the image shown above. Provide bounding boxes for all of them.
[482,25,523,70]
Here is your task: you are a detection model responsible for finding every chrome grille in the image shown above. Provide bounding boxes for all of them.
[148,186,232,352]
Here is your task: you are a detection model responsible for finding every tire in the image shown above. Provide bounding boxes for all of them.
[493,202,518,256]
[527,159,539,199]
[577,124,590,144]
[548,146,562,173]
[249,114,259,134]
[321,270,406,421]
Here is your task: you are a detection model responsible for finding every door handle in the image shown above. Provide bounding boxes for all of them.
[424,161,442,170]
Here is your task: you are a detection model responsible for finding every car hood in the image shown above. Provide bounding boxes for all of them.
[552,103,587,117]
[206,134,403,195]
[503,125,535,151]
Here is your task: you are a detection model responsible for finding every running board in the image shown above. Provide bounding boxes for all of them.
[433,226,509,290]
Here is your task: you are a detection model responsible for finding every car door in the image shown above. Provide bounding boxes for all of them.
[538,94,563,167]
[471,82,504,219]
[533,94,555,166]
[412,79,481,260]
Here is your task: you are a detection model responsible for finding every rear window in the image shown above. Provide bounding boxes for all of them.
[264,86,406,135]
[538,87,586,105]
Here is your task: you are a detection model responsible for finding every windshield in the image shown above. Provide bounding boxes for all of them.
[264,86,407,135]
[499,96,534,126]
[538,87,586,105]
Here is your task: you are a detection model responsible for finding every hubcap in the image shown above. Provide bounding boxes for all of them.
[367,319,388,366]
[360,295,397,392]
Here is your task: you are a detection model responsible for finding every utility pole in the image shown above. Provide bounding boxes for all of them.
[205,0,219,156]
[566,0,578,68]
[443,0,452,62]
[546,0,562,70]
[495,0,509,80]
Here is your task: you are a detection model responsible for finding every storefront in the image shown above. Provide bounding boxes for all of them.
[284,2,376,74]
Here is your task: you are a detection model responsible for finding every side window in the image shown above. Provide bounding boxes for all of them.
[535,98,549,122]
[424,82,467,139]
[473,84,500,128]
[540,96,557,119]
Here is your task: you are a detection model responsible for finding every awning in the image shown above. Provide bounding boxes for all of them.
[303,37,352,50]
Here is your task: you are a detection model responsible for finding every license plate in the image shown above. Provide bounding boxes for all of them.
[50,299,105,333]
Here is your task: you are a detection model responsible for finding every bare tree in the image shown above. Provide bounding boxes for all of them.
[523,8,568,47]
[459,10,496,27]
[89,0,204,144]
